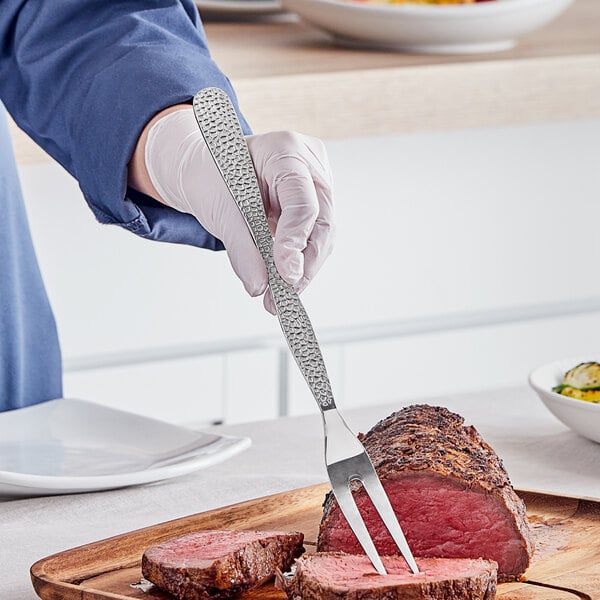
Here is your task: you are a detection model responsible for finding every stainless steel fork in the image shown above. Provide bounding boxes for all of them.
[192,87,419,576]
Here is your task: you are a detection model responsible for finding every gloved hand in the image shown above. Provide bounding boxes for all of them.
[134,107,335,314]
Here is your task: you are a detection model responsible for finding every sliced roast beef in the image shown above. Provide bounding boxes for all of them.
[318,404,533,582]
[142,530,304,599]
[276,553,497,600]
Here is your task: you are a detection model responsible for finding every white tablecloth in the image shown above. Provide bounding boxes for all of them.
[1,385,599,599]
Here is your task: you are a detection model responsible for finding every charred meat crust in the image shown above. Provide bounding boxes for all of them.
[318,404,533,582]
[142,530,304,600]
[276,553,498,600]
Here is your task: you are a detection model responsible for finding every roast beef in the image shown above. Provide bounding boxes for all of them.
[276,553,497,600]
[318,404,533,582]
[142,530,304,599]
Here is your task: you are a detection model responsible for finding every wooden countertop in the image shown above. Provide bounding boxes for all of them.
[10,0,600,164]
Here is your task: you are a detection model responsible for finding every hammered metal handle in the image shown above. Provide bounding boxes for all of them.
[193,87,336,412]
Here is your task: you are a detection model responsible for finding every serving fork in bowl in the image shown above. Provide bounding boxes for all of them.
[192,87,419,576]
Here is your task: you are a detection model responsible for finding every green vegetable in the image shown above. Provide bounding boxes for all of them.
[553,362,600,403]
[562,362,600,390]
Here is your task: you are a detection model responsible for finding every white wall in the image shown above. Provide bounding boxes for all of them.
[17,118,600,424]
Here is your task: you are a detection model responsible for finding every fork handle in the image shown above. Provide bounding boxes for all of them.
[193,88,336,412]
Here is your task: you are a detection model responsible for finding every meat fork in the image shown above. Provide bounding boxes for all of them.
[193,87,419,576]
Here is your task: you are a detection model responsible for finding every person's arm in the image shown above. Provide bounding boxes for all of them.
[0,0,240,249]
[129,105,334,312]
[1,1,334,310]
[128,104,189,201]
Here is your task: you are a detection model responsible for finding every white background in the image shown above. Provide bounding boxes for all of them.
[18,118,600,425]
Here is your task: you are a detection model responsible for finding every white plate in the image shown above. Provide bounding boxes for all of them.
[529,356,600,445]
[195,0,282,16]
[280,0,574,54]
[0,398,251,497]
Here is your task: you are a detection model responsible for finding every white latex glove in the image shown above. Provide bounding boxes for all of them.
[144,108,335,314]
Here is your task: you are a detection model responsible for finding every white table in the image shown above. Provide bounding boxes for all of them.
[1,385,598,599]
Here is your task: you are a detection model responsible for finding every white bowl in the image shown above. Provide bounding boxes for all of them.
[281,0,574,54]
[529,357,600,444]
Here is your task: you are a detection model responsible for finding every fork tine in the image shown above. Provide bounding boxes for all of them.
[360,456,420,574]
[323,409,419,576]
[328,472,388,576]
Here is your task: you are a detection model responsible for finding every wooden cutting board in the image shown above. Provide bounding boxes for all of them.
[31,483,600,600]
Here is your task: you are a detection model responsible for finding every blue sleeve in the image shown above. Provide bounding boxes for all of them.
[0,0,251,249]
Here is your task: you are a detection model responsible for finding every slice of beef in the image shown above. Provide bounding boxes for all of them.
[276,553,497,600]
[142,529,304,599]
[318,404,533,582]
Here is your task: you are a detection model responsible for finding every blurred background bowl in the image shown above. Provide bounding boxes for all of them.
[529,356,600,444]
[281,0,574,54]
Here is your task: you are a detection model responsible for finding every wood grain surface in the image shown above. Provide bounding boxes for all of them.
[30,484,600,600]
[9,0,600,164]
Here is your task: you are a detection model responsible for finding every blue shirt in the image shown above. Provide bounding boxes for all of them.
[0,107,62,410]
[1,0,251,247]
[0,0,251,410]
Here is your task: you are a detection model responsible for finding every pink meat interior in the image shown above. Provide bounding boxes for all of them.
[148,530,274,567]
[302,555,491,588]
[320,474,526,576]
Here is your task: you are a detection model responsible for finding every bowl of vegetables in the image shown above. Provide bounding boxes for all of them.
[281,0,574,54]
[529,358,600,444]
